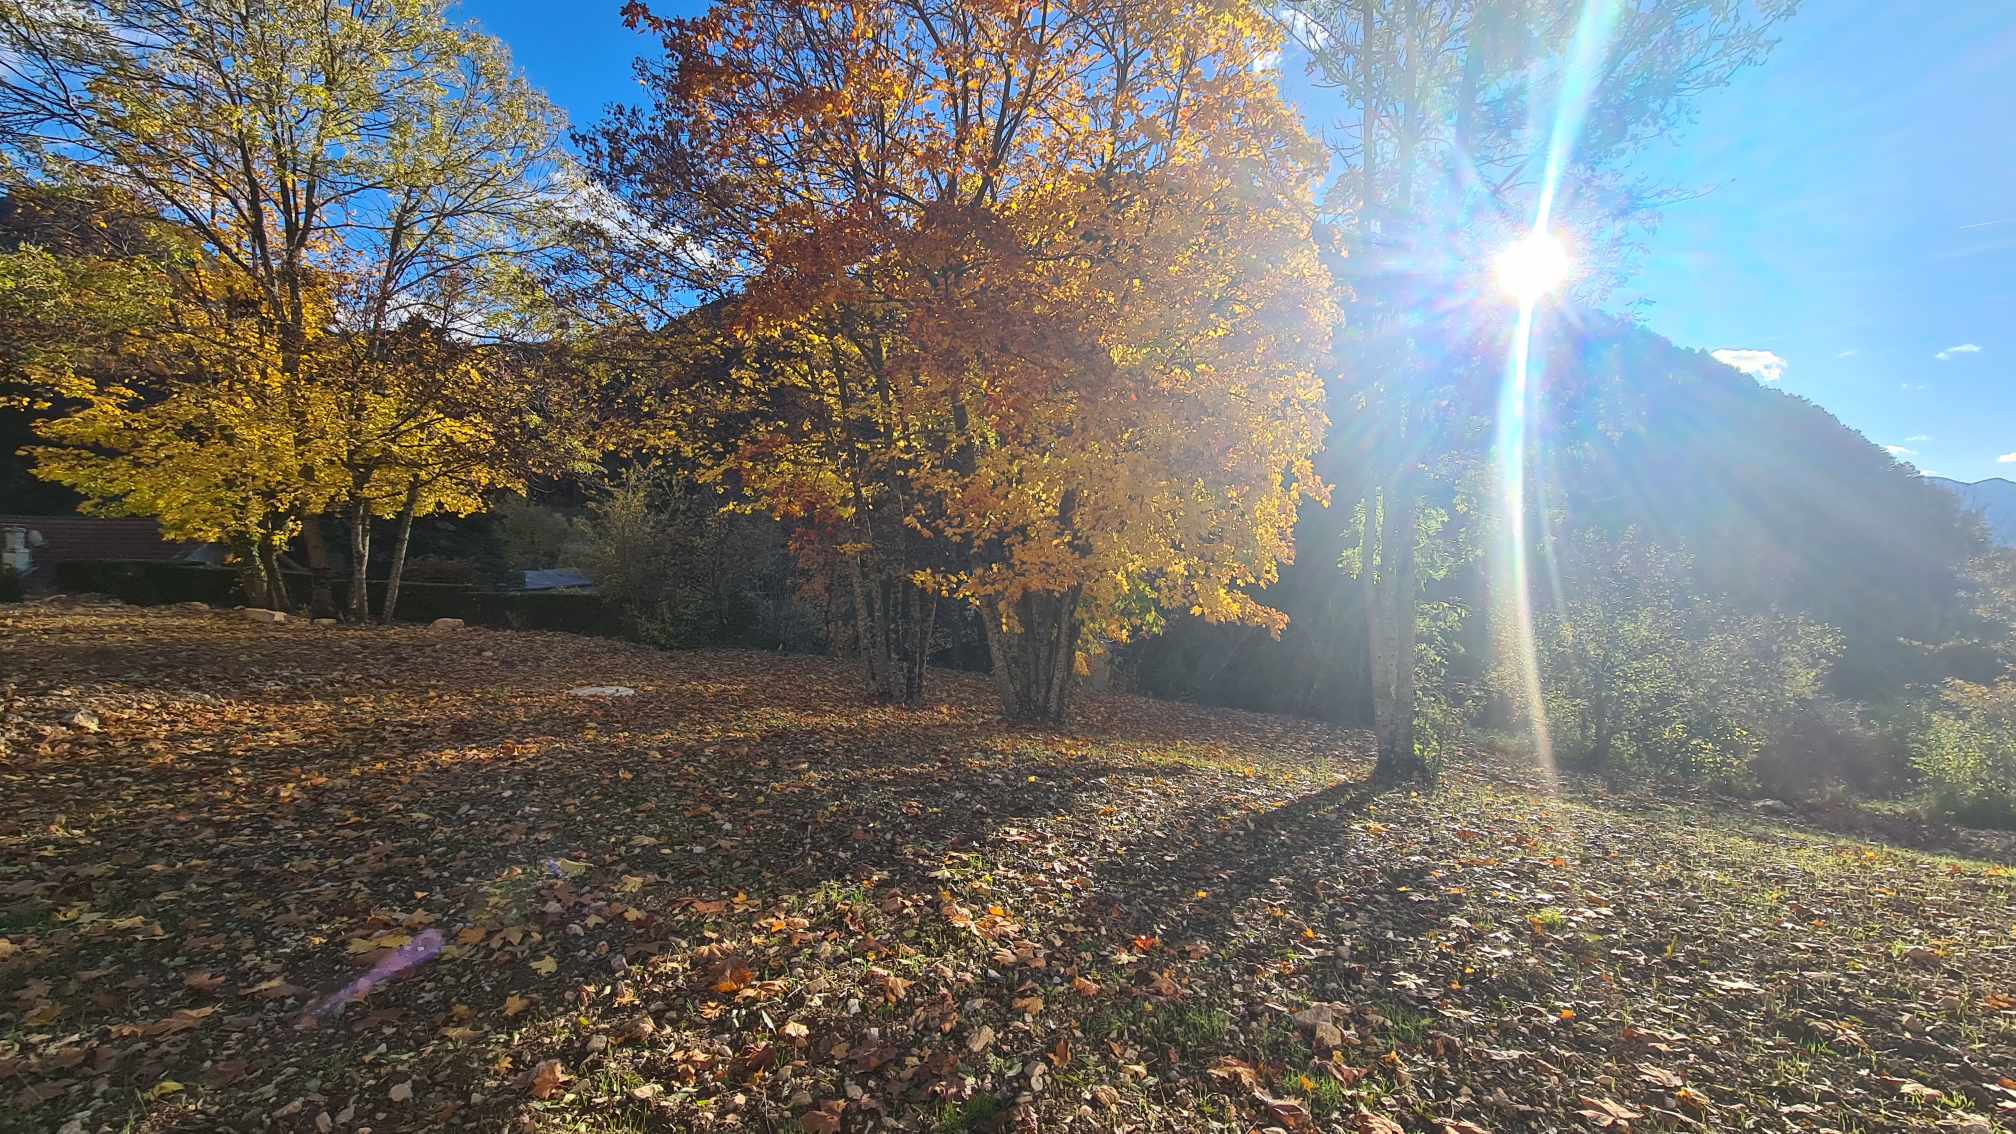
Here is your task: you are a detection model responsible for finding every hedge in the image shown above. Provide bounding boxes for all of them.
[49,559,620,631]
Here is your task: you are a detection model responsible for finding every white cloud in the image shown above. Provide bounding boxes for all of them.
[1712,348,1787,382]
[1251,49,1282,71]
[1836,349,1857,358]
[1275,7,1332,48]
[1884,445,1917,457]
[1904,434,1931,442]
[1999,452,2016,464]
[1936,343,1982,360]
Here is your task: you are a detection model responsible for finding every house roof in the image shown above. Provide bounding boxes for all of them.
[522,568,594,592]
[0,515,210,578]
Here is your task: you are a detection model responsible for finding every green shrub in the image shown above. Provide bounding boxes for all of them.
[1503,530,1842,791]
[1913,679,2016,828]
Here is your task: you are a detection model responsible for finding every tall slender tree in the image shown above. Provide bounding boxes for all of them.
[1278,0,1795,779]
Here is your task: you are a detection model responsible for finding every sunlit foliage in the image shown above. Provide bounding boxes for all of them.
[585,0,1333,719]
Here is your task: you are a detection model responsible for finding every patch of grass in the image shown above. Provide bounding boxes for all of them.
[1147,1004,1231,1051]
[934,1092,1004,1132]
[1366,1001,1434,1045]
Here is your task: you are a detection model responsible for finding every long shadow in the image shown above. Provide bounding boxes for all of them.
[1073,776,1393,943]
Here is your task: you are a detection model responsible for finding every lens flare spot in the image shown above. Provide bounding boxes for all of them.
[1494,232,1572,303]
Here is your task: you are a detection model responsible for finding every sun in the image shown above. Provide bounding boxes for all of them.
[1494,231,1573,303]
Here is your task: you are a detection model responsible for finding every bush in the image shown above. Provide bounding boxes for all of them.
[566,467,824,651]
[1913,678,2016,828]
[0,563,22,603]
[1752,699,1895,802]
[494,496,577,570]
[1503,530,1843,790]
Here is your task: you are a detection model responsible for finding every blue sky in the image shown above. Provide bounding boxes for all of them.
[460,1,2016,483]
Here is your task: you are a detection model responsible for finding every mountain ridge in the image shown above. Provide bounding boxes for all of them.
[1927,476,2016,546]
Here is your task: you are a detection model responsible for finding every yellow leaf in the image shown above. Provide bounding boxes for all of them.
[530,955,558,976]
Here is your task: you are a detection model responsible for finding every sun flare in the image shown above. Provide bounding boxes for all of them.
[1494,232,1573,303]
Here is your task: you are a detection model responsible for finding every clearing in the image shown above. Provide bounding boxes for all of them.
[1,604,2013,1134]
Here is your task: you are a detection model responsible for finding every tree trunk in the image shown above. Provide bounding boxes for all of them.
[300,519,337,619]
[346,496,372,623]
[232,536,271,609]
[848,556,936,705]
[1370,479,1427,782]
[260,536,293,614]
[983,587,1082,724]
[378,482,420,625]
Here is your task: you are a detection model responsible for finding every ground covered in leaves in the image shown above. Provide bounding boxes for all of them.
[3,604,2014,1134]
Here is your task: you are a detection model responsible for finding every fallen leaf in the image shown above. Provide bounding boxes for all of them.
[528,1058,569,1100]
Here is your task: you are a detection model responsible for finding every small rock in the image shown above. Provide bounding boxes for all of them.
[176,601,211,612]
[60,708,102,733]
[313,617,338,626]
[428,618,465,631]
[567,686,636,699]
[244,608,287,624]
[388,1080,413,1103]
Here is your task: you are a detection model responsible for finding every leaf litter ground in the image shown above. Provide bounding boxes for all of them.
[2,605,2013,1134]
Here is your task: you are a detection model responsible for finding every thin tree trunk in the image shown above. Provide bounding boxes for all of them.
[378,482,420,625]
[849,554,899,702]
[897,581,937,704]
[232,535,270,609]
[346,495,372,623]
[987,587,1082,724]
[261,536,293,615]
[1371,477,1426,782]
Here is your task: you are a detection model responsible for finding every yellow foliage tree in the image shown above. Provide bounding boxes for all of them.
[1,205,342,607]
[587,0,1335,720]
[2,0,566,616]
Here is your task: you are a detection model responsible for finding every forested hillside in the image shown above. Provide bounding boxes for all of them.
[1132,315,1993,722]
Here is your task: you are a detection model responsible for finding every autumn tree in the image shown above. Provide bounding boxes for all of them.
[0,184,333,607]
[1,0,565,616]
[1277,0,1794,779]
[584,0,1333,720]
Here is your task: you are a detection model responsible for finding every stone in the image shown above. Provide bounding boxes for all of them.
[312,618,338,626]
[243,608,287,624]
[428,617,465,631]
[60,708,102,733]
[176,601,211,612]
[567,686,636,699]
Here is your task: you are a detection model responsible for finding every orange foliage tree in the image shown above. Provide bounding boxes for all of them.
[584,0,1335,720]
